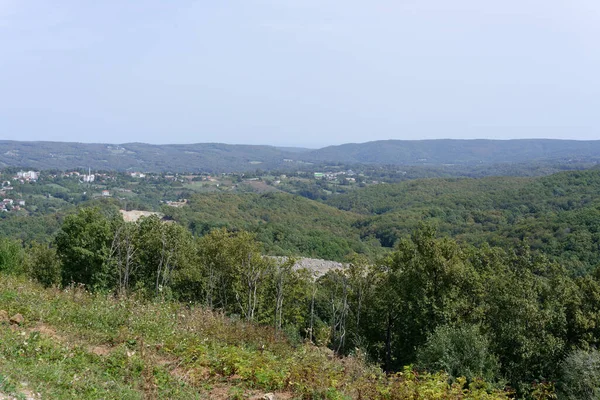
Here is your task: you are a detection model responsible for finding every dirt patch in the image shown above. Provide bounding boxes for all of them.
[205,385,231,400]
[270,257,345,276]
[119,210,162,222]
[27,323,113,358]
[33,324,63,342]
[243,181,282,193]
[89,345,112,356]
[0,387,40,400]
[248,391,294,400]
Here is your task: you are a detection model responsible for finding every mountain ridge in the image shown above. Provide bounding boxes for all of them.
[1,138,599,172]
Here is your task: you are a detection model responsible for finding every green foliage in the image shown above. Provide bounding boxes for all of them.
[134,215,197,298]
[479,246,571,390]
[10,167,600,396]
[372,224,481,368]
[0,237,26,274]
[416,324,500,384]
[558,349,600,400]
[0,274,510,399]
[168,192,379,262]
[26,242,61,287]
[329,169,600,275]
[54,207,119,290]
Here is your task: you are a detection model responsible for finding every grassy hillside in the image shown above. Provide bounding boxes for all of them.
[0,275,508,399]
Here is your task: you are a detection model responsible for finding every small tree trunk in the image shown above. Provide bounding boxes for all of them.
[385,311,393,373]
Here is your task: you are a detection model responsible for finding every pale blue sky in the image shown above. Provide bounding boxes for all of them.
[1,1,599,147]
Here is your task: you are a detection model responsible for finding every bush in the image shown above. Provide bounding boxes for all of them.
[0,238,26,274]
[558,348,600,400]
[26,243,61,288]
[416,324,500,384]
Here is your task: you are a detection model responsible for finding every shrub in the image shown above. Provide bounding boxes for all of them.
[0,237,26,274]
[558,348,600,400]
[26,243,61,288]
[416,324,500,384]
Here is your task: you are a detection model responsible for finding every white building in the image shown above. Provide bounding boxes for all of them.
[16,171,38,181]
[82,174,95,183]
[82,168,95,183]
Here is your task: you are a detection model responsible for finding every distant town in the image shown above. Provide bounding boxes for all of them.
[0,165,392,215]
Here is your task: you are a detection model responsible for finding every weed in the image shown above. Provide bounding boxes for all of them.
[0,274,510,399]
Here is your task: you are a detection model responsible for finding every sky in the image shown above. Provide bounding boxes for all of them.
[1,1,599,148]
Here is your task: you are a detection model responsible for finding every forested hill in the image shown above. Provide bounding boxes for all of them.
[0,141,291,173]
[326,169,600,274]
[306,139,600,165]
[1,139,600,172]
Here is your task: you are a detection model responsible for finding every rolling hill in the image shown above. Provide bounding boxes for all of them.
[1,139,599,172]
[304,139,600,165]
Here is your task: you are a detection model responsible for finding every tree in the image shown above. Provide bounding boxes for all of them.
[345,253,377,349]
[197,228,280,321]
[479,244,572,391]
[377,223,479,369]
[272,257,297,333]
[318,269,350,353]
[197,228,235,308]
[135,215,196,298]
[108,222,139,296]
[558,349,600,400]
[416,324,500,384]
[0,237,26,275]
[229,230,273,321]
[26,242,61,288]
[55,207,118,290]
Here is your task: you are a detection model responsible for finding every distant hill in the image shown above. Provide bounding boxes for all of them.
[304,139,600,165]
[1,139,599,172]
[0,141,293,173]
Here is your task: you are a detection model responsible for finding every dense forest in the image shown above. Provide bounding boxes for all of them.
[3,166,600,397]
[2,210,600,398]
[327,169,600,275]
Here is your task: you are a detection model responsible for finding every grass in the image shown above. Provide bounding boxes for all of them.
[0,275,510,399]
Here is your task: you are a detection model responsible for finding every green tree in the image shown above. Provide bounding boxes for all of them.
[416,324,500,384]
[558,348,600,400]
[0,237,26,274]
[317,269,351,353]
[345,253,378,350]
[135,215,196,298]
[107,221,140,296]
[382,223,480,369]
[228,230,273,321]
[54,207,118,290]
[196,227,236,308]
[479,245,572,391]
[26,242,61,288]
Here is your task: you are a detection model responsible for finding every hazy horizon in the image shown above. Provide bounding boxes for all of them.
[2,137,600,150]
[2,1,599,147]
